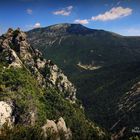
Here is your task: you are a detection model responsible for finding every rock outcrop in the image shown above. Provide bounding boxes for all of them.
[0,101,14,127]
[42,117,72,140]
[0,28,76,103]
[45,61,76,103]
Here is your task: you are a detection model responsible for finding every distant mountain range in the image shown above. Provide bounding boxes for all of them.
[27,23,140,139]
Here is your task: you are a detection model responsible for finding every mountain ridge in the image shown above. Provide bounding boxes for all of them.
[27,23,140,139]
[27,23,139,37]
[0,28,109,139]
[27,23,123,37]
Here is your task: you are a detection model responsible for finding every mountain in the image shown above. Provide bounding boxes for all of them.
[0,28,109,140]
[27,23,140,78]
[27,23,140,139]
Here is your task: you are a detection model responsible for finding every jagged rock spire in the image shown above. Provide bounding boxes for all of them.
[0,28,76,103]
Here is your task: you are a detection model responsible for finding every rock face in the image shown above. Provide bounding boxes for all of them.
[0,28,76,103]
[42,119,59,139]
[45,62,76,102]
[0,101,14,127]
[42,117,72,140]
[56,117,72,139]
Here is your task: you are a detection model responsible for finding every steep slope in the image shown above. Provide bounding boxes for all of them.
[27,23,140,73]
[0,28,109,140]
[73,63,140,140]
[27,23,140,139]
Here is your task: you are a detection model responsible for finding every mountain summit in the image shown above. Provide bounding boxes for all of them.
[30,23,95,35]
[46,23,92,34]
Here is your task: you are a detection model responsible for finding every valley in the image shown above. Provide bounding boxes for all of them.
[27,23,140,139]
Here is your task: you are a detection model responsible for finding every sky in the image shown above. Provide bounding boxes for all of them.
[0,0,140,36]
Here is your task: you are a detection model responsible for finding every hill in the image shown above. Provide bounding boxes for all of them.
[0,28,109,140]
[27,23,140,139]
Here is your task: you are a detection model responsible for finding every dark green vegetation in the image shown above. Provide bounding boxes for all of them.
[74,62,140,133]
[27,23,140,139]
[0,64,109,140]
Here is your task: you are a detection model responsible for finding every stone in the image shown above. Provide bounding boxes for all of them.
[36,58,46,69]
[8,49,23,68]
[42,117,72,140]
[56,117,72,140]
[42,119,60,140]
[0,101,14,127]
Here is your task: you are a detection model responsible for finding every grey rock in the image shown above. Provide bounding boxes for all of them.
[42,117,72,140]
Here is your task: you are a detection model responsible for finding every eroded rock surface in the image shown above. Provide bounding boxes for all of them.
[42,117,72,140]
[0,101,14,127]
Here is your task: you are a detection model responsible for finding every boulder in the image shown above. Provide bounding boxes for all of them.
[0,101,14,127]
[42,117,72,140]
[56,117,72,140]
[42,119,60,140]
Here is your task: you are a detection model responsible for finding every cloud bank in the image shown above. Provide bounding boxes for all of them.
[91,7,132,21]
[74,7,132,25]
[53,6,73,16]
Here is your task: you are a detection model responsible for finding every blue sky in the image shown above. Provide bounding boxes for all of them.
[0,0,140,36]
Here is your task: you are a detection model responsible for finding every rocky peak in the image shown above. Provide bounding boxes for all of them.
[28,23,94,38]
[0,28,77,103]
[45,23,92,35]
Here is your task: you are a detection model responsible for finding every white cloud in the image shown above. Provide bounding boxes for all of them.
[53,6,73,16]
[74,19,89,25]
[33,23,41,28]
[67,6,73,10]
[25,23,41,30]
[26,8,33,15]
[91,6,132,21]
